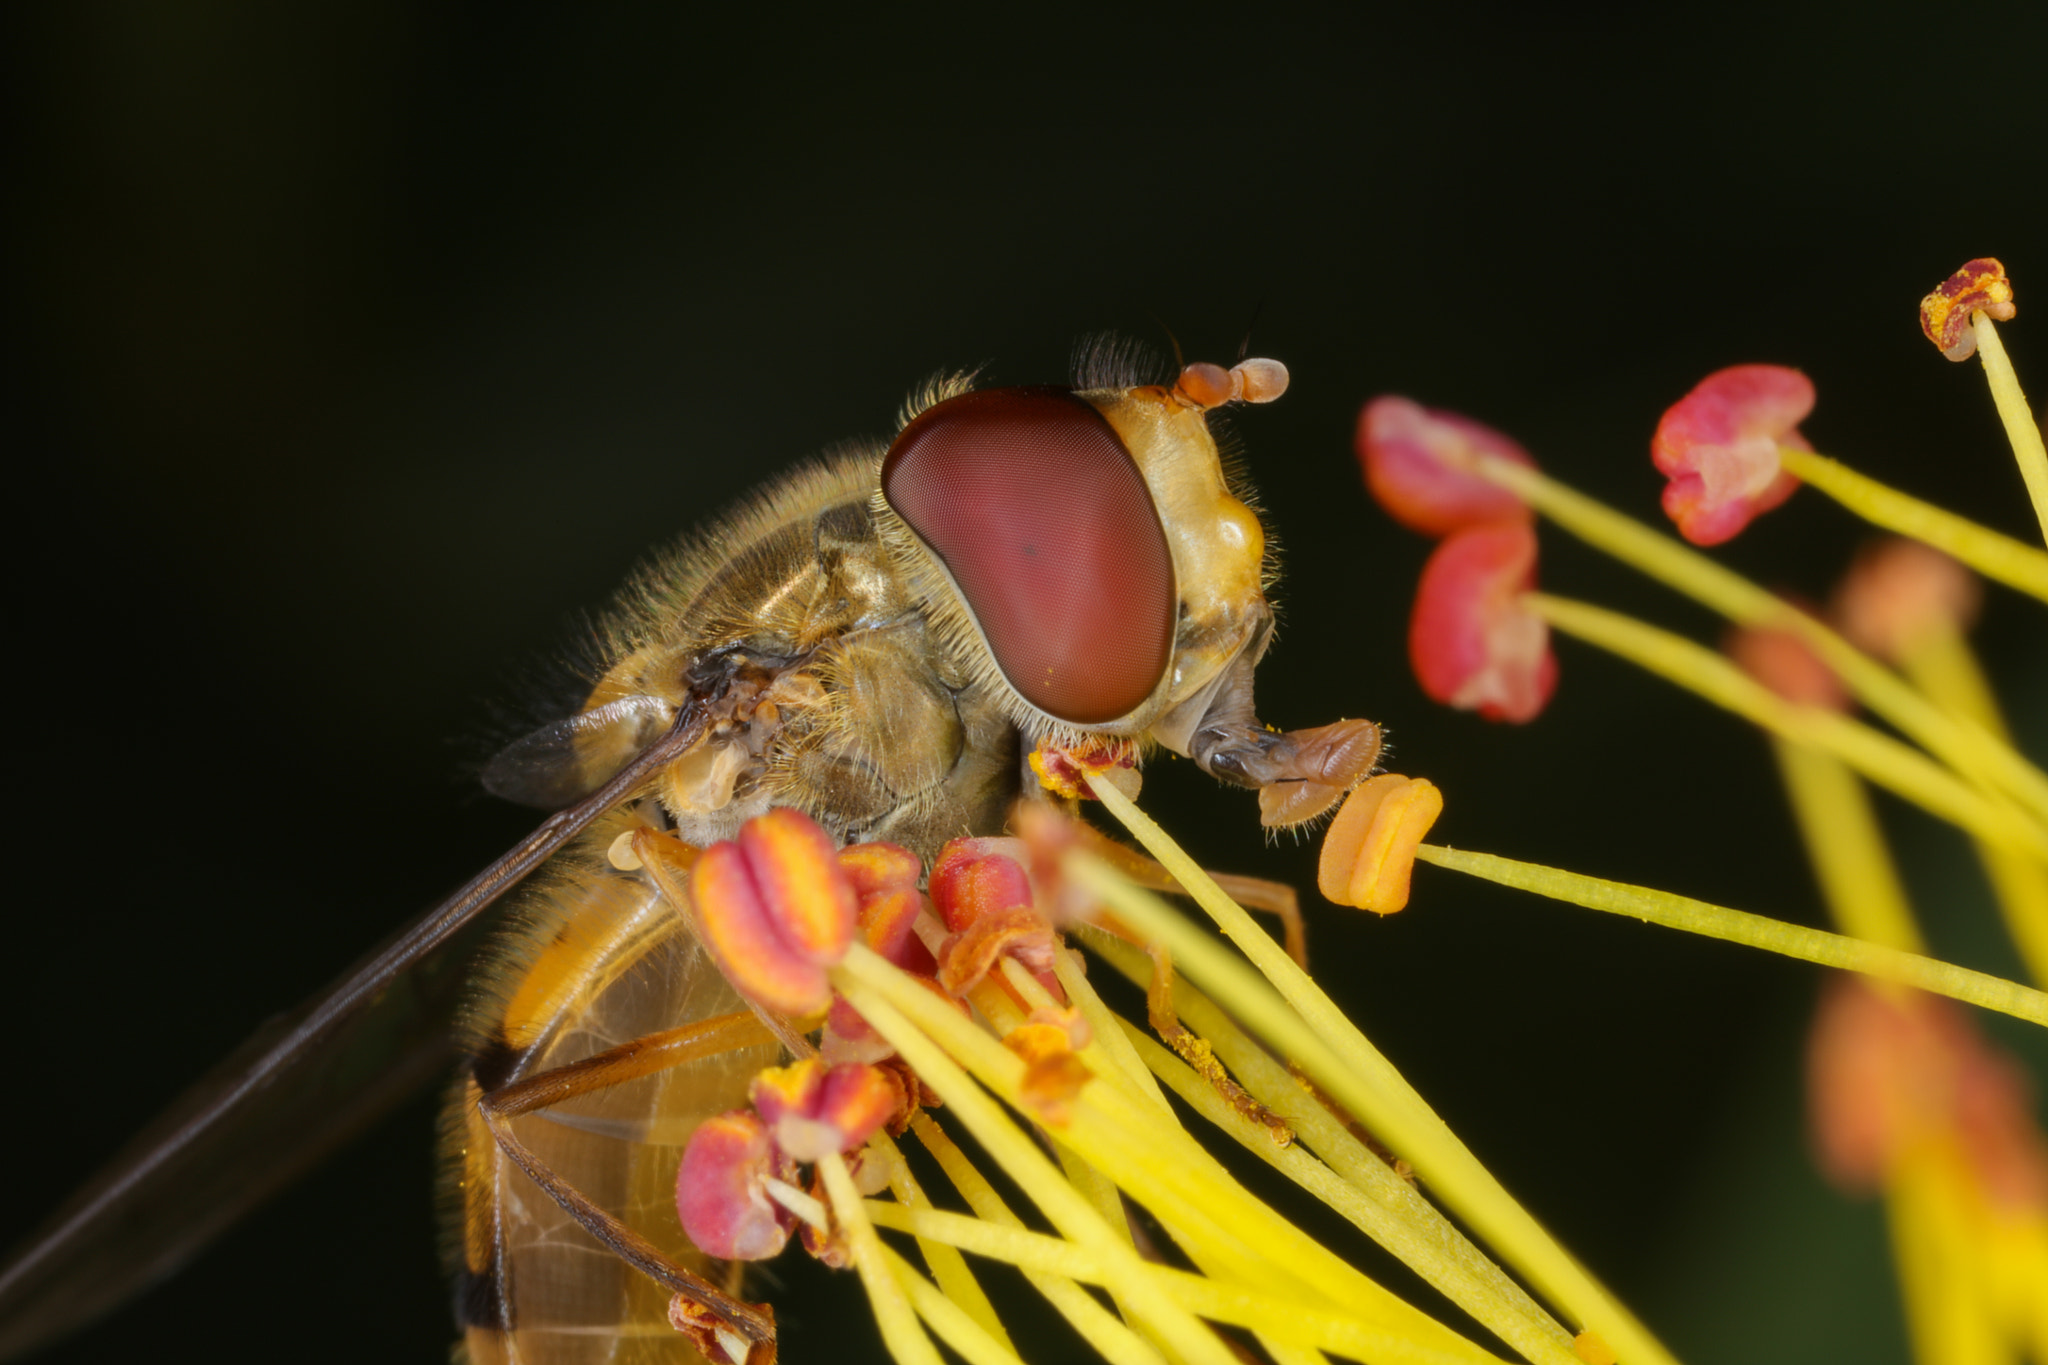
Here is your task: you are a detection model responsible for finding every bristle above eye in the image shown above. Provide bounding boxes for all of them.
[897,369,982,429]
[1070,332,1172,392]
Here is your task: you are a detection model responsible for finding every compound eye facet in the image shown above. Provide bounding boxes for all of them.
[882,386,1176,725]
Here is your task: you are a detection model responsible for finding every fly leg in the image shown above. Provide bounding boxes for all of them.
[1141,941,1292,1148]
[475,1010,782,1365]
[1179,647,1384,829]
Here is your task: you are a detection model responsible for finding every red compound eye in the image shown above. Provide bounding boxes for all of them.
[883,387,1175,725]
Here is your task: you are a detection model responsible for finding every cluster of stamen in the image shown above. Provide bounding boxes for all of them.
[671,808,1091,1281]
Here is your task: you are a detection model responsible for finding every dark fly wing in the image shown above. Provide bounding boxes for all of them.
[481,694,678,809]
[0,705,709,1360]
[0,908,488,1359]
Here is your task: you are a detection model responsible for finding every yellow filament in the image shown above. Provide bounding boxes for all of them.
[1770,739,1925,953]
[873,1130,1013,1351]
[1774,448,2048,602]
[1049,946,1178,1113]
[1411,844,2047,1026]
[846,945,1492,1360]
[1070,857,1669,1365]
[999,954,1172,1116]
[1474,454,2048,825]
[1117,1018,1583,1365]
[908,1113,1170,1365]
[836,965,1243,1365]
[863,1203,1508,1365]
[849,946,1471,1351]
[1526,592,2048,861]
[1071,783,1681,1365]
[1897,622,2048,985]
[878,1245,1031,1365]
[1886,1145,2005,1365]
[817,1150,945,1365]
[1081,928,1582,1365]
[1972,313,2048,542]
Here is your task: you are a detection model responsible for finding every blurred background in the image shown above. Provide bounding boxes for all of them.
[4,3,2044,1361]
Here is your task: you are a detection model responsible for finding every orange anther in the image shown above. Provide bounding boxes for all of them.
[739,808,858,963]
[1317,774,1444,914]
[1006,1024,1092,1126]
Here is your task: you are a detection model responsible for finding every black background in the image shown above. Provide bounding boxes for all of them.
[5,4,2045,1362]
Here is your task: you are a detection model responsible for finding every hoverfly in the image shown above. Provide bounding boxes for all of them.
[0,341,1382,1363]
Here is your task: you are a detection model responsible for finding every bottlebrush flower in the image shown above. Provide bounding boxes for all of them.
[1651,364,1813,545]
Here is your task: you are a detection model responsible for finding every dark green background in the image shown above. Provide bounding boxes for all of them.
[6,4,2045,1362]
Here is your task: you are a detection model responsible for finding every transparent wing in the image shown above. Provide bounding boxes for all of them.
[0,707,708,1361]
[482,695,678,810]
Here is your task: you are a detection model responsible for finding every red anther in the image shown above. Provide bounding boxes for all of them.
[857,887,935,971]
[928,838,1036,932]
[1029,735,1141,803]
[936,906,1059,997]
[676,1111,796,1261]
[690,809,859,1017]
[1834,538,1981,663]
[1651,365,1812,546]
[1009,800,1096,926]
[1011,798,1081,869]
[1919,257,2017,361]
[1357,396,1536,538]
[749,1059,826,1132]
[820,995,893,1067]
[812,1064,897,1153]
[1726,623,1849,710]
[1408,522,1557,723]
[751,1060,897,1162]
[838,841,922,903]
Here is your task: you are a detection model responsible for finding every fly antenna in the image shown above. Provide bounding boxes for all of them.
[1236,301,1266,365]
[1148,312,1186,372]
